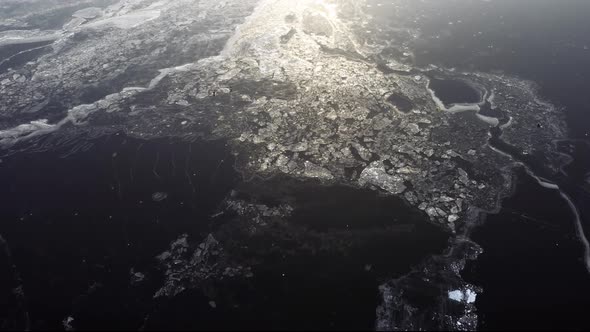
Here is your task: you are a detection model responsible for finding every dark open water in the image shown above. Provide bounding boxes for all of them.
[0,133,239,330]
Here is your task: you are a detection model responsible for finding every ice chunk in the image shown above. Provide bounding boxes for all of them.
[304,161,334,180]
[73,7,103,19]
[448,289,477,303]
[448,290,463,302]
[85,10,161,29]
[359,163,406,194]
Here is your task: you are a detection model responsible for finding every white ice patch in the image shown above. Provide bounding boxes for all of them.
[72,7,103,19]
[448,290,463,302]
[476,113,499,127]
[448,103,481,113]
[0,31,60,46]
[0,119,56,143]
[85,9,160,29]
[448,289,477,303]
